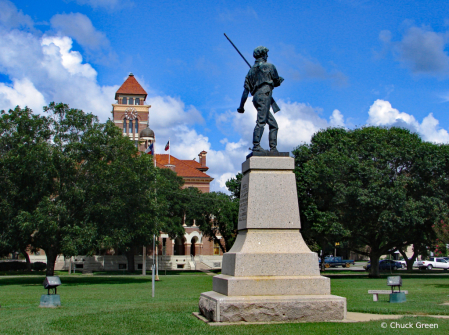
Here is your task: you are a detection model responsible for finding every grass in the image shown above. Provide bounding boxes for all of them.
[0,273,448,334]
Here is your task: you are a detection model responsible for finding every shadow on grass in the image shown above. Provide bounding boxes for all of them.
[433,283,449,289]
[0,271,209,287]
[0,276,154,287]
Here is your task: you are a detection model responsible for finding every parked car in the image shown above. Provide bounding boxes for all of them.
[318,256,355,268]
[417,257,449,270]
[364,260,403,271]
[397,259,419,268]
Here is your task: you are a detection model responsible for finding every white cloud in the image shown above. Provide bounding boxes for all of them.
[148,95,204,135]
[194,99,338,192]
[0,10,117,119]
[149,98,249,193]
[330,109,345,127]
[69,0,127,11]
[0,78,45,112]
[42,36,97,79]
[0,0,33,30]
[381,26,449,76]
[50,13,109,51]
[218,6,258,22]
[230,99,331,152]
[367,99,449,143]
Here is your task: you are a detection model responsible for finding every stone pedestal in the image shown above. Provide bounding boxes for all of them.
[198,155,346,323]
[39,294,61,308]
[389,292,406,303]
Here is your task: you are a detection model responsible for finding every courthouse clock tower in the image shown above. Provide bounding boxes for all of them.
[112,73,154,152]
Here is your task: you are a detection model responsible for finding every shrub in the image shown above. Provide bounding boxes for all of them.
[32,262,47,271]
[0,261,27,271]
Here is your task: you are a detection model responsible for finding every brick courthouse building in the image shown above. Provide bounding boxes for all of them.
[31,74,224,272]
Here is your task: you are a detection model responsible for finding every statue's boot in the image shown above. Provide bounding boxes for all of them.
[252,124,265,152]
[269,127,278,152]
[252,145,267,152]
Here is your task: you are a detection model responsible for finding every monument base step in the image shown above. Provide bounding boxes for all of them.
[213,274,330,296]
[199,291,346,323]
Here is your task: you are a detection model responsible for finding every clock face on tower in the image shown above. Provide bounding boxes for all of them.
[124,107,138,120]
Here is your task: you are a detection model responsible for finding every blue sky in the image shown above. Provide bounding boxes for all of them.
[2,0,449,192]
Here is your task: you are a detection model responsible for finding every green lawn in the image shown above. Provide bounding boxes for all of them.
[0,273,448,334]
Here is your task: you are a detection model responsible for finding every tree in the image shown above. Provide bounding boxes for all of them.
[294,130,353,270]
[0,106,54,271]
[155,167,191,239]
[79,123,160,273]
[179,172,242,253]
[194,192,239,253]
[0,102,165,275]
[293,127,448,277]
[16,102,123,275]
[394,142,449,269]
[225,173,242,199]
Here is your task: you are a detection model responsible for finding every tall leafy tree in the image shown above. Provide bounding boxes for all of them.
[182,173,242,253]
[0,106,54,270]
[1,103,166,275]
[194,192,239,253]
[294,127,448,277]
[75,119,160,273]
[15,102,117,275]
[294,129,353,269]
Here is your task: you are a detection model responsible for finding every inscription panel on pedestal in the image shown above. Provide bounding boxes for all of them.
[238,182,248,223]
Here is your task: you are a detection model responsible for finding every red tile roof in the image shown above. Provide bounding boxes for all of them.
[115,74,147,99]
[182,159,203,169]
[155,154,212,179]
[183,158,209,172]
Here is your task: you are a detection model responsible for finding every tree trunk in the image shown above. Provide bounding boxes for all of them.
[398,248,416,272]
[369,253,381,278]
[215,237,226,254]
[21,249,31,272]
[126,249,135,273]
[45,249,58,276]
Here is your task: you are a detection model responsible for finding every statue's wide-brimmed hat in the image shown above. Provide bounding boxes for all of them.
[253,46,269,59]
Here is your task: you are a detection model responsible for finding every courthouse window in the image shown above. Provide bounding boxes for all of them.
[129,98,134,105]
[122,97,127,104]
[123,119,127,133]
[129,120,133,133]
[135,98,140,105]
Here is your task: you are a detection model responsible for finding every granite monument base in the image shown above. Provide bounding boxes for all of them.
[199,291,346,323]
[198,155,346,323]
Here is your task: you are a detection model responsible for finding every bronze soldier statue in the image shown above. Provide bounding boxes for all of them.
[237,46,284,153]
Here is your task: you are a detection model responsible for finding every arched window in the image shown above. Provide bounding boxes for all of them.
[129,120,133,133]
[135,119,138,133]
[123,119,127,133]
[122,97,127,105]
[129,98,134,105]
[135,98,140,105]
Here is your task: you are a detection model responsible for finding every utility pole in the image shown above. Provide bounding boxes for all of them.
[152,235,155,297]
[142,246,146,276]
